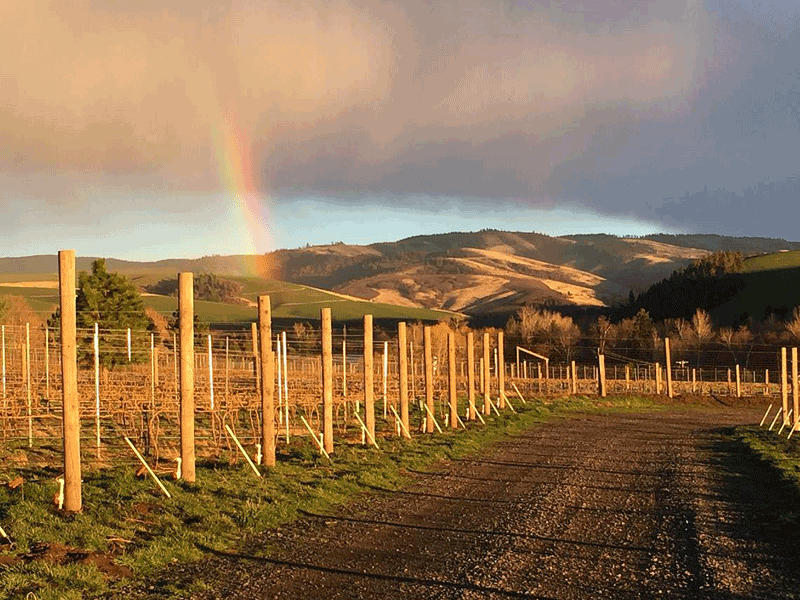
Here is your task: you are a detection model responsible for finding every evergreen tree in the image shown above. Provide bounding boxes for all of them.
[49,259,152,368]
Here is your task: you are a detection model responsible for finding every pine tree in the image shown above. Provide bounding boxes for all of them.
[49,259,152,368]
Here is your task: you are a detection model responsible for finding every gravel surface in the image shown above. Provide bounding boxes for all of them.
[113,408,800,599]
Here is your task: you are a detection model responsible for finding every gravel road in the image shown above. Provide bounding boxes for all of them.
[121,408,800,599]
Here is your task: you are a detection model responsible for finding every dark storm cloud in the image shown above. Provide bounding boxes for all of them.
[3,0,798,235]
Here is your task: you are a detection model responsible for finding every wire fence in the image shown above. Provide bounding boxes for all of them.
[0,322,792,471]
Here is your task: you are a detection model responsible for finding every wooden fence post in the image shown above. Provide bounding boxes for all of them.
[321,308,333,454]
[598,353,606,398]
[467,331,476,421]
[424,326,434,433]
[258,295,275,466]
[448,332,458,429]
[397,322,410,438]
[364,315,375,440]
[482,333,490,416]
[59,250,81,512]
[179,273,196,482]
[735,364,742,398]
[251,321,260,394]
[571,360,577,395]
[664,337,673,398]
[342,326,347,399]
[781,348,789,425]
[655,363,662,395]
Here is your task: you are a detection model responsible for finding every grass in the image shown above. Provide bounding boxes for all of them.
[0,394,666,599]
[729,423,800,526]
[742,249,800,272]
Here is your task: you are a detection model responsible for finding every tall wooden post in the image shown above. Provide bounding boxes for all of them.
[793,348,799,429]
[397,322,410,438]
[178,273,196,482]
[363,315,375,440]
[571,360,577,395]
[735,364,742,398]
[781,348,789,425]
[655,363,662,395]
[382,341,389,418]
[467,331,476,421]
[251,321,260,394]
[448,332,457,429]
[497,331,505,409]
[59,250,81,512]
[664,337,673,399]
[342,326,347,399]
[598,353,607,398]
[321,308,333,454]
[258,296,275,466]
[424,326,434,433]
[482,333,491,415]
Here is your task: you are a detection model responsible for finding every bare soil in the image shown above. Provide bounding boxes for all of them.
[109,407,800,599]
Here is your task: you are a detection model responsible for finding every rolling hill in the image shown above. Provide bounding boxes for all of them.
[3,231,799,319]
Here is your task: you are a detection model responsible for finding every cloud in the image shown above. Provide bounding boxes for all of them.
[6,0,798,237]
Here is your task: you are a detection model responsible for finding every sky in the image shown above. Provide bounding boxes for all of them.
[2,0,800,261]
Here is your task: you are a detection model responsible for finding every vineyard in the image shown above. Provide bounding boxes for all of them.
[0,319,794,471]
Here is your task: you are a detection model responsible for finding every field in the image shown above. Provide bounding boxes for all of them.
[0,273,459,325]
[742,249,800,272]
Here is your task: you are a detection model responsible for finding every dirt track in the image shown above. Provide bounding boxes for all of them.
[120,408,800,599]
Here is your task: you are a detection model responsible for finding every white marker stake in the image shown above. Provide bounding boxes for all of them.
[276,336,283,425]
[207,334,214,410]
[56,476,64,510]
[383,341,388,418]
[224,424,261,477]
[769,408,782,431]
[124,437,172,498]
[354,412,380,449]
[283,331,289,443]
[45,326,49,398]
[390,405,411,438]
[94,323,100,452]
[760,404,773,427]
[512,383,527,405]
[422,402,443,433]
[26,323,31,448]
[1,325,5,398]
[778,409,793,435]
[299,415,331,461]
[127,328,131,362]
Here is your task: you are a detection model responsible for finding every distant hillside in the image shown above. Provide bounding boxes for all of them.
[641,234,800,255]
[628,248,800,326]
[4,230,798,316]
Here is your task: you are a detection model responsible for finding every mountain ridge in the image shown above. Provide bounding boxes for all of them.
[3,232,798,315]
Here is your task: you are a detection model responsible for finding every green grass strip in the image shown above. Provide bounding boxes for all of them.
[0,394,663,599]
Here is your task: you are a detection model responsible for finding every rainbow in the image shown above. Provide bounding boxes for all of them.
[214,112,274,278]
